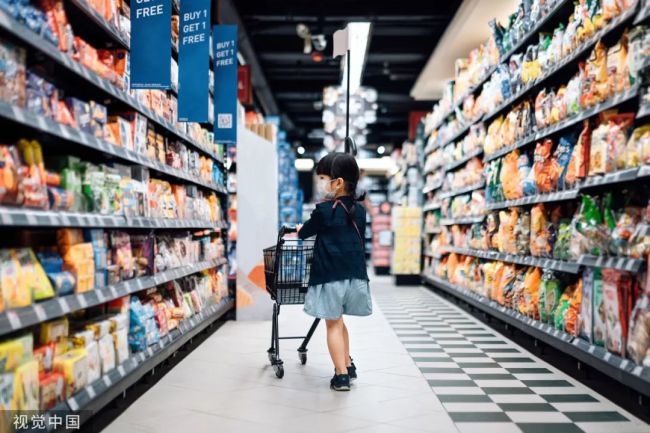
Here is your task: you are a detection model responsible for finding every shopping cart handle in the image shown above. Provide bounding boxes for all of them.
[279,225,297,239]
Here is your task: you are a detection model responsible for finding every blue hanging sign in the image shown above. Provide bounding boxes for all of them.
[213,25,238,143]
[131,0,171,89]
[178,0,211,122]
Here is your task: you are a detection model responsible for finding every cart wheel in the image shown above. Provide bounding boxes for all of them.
[274,364,284,378]
[299,352,307,365]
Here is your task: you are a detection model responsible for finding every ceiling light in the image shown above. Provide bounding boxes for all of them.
[297,146,305,155]
[295,158,314,171]
[377,145,385,155]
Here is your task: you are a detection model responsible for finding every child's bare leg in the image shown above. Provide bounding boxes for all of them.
[342,319,351,367]
[326,318,348,374]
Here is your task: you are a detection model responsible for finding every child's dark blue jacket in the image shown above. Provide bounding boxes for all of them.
[298,195,369,285]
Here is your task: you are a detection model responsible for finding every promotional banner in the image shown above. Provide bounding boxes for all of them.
[213,25,238,143]
[178,0,211,122]
[131,0,171,89]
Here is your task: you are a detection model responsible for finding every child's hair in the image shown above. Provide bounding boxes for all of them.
[316,152,366,201]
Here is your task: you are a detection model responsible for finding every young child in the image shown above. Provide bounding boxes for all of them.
[298,152,371,391]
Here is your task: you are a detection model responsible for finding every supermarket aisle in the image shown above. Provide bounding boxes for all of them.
[104,276,647,433]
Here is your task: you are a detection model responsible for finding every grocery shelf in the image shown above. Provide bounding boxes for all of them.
[432,119,482,156]
[423,251,442,259]
[424,227,442,235]
[483,5,639,125]
[435,245,645,274]
[634,0,650,23]
[439,181,485,200]
[423,181,443,194]
[423,202,441,212]
[637,224,650,237]
[485,189,579,210]
[0,102,226,195]
[444,148,483,172]
[47,299,233,426]
[484,85,641,162]
[422,273,650,397]
[0,258,228,337]
[438,246,581,274]
[0,207,226,229]
[69,0,129,48]
[577,254,645,273]
[439,215,485,226]
[580,167,648,189]
[498,0,571,63]
[0,9,219,162]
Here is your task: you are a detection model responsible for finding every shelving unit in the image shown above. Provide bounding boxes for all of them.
[422,273,650,397]
[0,1,233,429]
[419,0,650,398]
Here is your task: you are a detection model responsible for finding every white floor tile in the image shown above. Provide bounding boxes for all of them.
[443,402,502,412]
[506,411,572,423]
[455,423,523,433]
[387,413,459,433]
[431,387,486,395]
[575,422,650,433]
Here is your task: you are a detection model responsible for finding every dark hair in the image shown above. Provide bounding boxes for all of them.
[316,152,365,201]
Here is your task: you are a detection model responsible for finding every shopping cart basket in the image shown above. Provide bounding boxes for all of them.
[263,226,318,378]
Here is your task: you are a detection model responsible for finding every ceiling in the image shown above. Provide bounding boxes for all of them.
[232,0,463,154]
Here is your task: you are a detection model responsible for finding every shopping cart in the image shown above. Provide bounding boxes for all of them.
[263,226,319,378]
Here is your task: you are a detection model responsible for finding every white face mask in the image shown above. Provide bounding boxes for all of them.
[316,178,336,200]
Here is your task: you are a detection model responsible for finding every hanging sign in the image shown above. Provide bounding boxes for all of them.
[237,65,252,105]
[131,0,172,89]
[178,0,211,122]
[213,25,238,143]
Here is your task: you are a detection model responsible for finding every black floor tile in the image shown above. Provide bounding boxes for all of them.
[437,394,492,403]
[448,412,511,422]
[427,379,477,387]
[507,368,551,374]
[407,348,445,353]
[419,367,464,374]
[523,380,573,388]
[457,362,502,368]
[413,357,454,362]
[492,357,535,363]
[483,348,520,353]
[467,373,516,380]
[482,387,535,395]
[541,394,599,403]
[444,352,489,358]
[564,412,628,422]
[498,403,557,412]
[517,423,584,433]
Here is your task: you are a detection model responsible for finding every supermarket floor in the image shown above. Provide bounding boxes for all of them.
[104,275,648,433]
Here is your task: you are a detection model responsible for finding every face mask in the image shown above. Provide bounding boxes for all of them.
[316,178,336,200]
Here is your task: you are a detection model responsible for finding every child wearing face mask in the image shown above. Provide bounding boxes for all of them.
[297,152,371,391]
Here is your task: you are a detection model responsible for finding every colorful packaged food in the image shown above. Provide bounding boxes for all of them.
[627,289,650,365]
[530,204,553,257]
[565,121,591,187]
[53,348,88,396]
[14,359,39,411]
[39,372,65,411]
[602,269,632,355]
[539,270,563,323]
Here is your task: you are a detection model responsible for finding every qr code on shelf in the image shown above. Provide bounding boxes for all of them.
[218,113,232,129]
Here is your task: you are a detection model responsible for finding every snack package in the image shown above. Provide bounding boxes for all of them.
[555,134,575,190]
[570,195,609,258]
[606,114,635,172]
[533,139,561,193]
[33,343,55,373]
[14,359,39,411]
[85,340,101,384]
[501,150,522,200]
[553,220,572,261]
[530,204,553,257]
[565,278,583,336]
[113,327,129,364]
[627,289,650,365]
[539,270,562,323]
[53,348,88,396]
[39,372,65,411]
[0,339,25,374]
[522,267,542,319]
[515,210,531,255]
[610,207,643,256]
[15,248,55,301]
[40,317,69,345]
[566,121,591,187]
[98,334,116,375]
[0,249,31,310]
[582,41,609,107]
[588,268,607,346]
[626,125,650,168]
[602,269,632,355]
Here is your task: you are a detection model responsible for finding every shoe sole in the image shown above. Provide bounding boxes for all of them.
[330,384,351,391]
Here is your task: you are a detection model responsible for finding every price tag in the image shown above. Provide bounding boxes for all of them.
[118,365,126,376]
[6,311,22,330]
[633,366,643,376]
[96,290,106,303]
[33,304,46,322]
[147,347,153,357]
[68,397,79,411]
[86,385,96,399]
[604,352,612,362]
[588,345,596,354]
[103,376,111,387]
[77,295,88,309]
[58,298,71,314]
[110,286,119,298]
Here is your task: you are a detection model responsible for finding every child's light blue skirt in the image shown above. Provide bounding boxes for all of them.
[304,279,372,320]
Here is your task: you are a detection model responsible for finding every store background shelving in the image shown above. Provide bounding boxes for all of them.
[419,0,650,400]
[0,0,233,429]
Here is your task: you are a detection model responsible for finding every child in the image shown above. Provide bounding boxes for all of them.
[298,152,371,391]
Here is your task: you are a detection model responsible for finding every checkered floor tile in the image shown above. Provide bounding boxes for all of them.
[376,287,649,433]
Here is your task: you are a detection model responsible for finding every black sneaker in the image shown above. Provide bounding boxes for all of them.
[348,359,357,380]
[330,373,351,391]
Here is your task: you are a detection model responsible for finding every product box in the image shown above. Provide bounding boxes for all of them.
[14,359,39,411]
[53,348,88,396]
[85,340,101,383]
[0,339,26,373]
[119,112,148,154]
[66,98,92,135]
[39,372,65,411]
[98,334,116,374]
[40,318,69,345]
